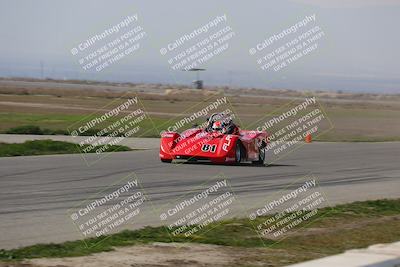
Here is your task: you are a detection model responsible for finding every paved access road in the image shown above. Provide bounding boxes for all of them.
[0,142,399,249]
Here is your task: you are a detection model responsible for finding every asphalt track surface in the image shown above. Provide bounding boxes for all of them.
[0,142,399,249]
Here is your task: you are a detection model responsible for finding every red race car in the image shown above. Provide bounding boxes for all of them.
[159,113,268,165]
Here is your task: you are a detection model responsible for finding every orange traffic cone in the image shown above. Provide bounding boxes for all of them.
[305,133,312,143]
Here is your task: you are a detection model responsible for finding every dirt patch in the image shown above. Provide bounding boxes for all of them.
[269,215,400,240]
[14,243,253,267]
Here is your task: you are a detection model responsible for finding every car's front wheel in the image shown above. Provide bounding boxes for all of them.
[161,159,172,163]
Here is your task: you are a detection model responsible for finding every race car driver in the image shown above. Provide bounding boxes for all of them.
[212,118,239,134]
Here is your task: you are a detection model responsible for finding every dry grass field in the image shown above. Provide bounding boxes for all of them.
[0,78,399,141]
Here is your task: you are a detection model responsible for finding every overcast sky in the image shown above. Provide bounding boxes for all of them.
[0,0,399,93]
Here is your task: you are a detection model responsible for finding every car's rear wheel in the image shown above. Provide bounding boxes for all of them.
[161,159,172,163]
[252,146,266,165]
[235,141,242,164]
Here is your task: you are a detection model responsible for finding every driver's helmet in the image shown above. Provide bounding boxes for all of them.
[212,121,223,132]
[223,118,233,128]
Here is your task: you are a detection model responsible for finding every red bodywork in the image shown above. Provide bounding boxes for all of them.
[159,128,268,164]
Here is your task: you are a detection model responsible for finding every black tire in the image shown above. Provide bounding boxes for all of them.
[252,147,266,165]
[161,159,172,163]
[235,141,243,164]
